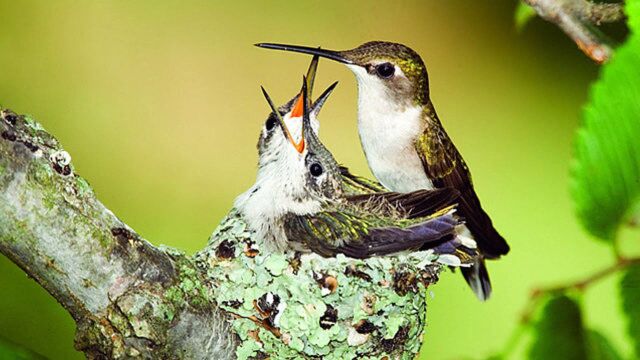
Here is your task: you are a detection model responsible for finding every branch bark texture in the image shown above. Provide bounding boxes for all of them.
[0,109,236,359]
[523,0,625,63]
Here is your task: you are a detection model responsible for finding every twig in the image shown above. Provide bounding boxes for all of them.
[497,255,640,358]
[522,0,625,64]
[529,256,640,297]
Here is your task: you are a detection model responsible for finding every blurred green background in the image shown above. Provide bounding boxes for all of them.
[0,0,635,359]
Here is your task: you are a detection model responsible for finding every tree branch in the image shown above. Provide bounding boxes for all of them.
[529,256,640,297]
[522,0,625,64]
[0,108,236,359]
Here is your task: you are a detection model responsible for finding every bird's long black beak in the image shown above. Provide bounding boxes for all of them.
[301,76,312,145]
[255,43,354,65]
[311,81,338,117]
[306,54,319,100]
[301,76,331,157]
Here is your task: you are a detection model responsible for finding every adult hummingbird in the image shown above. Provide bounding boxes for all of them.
[255,41,510,300]
[236,75,469,259]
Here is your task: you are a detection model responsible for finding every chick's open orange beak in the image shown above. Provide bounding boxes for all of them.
[291,93,304,118]
[284,94,305,153]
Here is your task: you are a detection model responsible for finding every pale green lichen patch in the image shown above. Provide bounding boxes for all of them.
[74,176,92,197]
[93,228,111,250]
[197,212,470,359]
[22,114,46,135]
[29,161,55,187]
[0,217,30,246]
[164,258,213,311]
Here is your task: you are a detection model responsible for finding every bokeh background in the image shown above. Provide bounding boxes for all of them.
[0,1,634,359]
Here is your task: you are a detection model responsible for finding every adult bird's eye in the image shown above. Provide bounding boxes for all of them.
[375,62,395,79]
[309,163,323,177]
[265,116,277,131]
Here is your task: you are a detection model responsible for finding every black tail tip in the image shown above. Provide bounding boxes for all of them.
[461,259,492,301]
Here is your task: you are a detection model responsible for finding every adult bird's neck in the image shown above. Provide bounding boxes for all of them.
[354,89,433,193]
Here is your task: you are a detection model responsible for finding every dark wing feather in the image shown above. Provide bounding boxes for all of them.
[346,188,460,219]
[416,109,509,258]
[339,165,386,195]
[284,211,458,259]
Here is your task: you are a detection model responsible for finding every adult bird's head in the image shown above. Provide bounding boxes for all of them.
[256,41,430,107]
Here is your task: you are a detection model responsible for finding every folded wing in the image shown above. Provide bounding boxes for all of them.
[284,210,458,259]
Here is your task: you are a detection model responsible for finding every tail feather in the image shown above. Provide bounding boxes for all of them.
[456,186,509,259]
[460,258,492,301]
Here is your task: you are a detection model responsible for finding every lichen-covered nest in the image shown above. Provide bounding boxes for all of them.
[196,212,472,359]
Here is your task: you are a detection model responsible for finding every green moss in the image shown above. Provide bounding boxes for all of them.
[20,161,62,212]
[164,261,212,310]
[179,265,209,306]
[0,218,31,245]
[22,114,46,137]
[28,161,56,190]
[74,176,92,197]
[93,228,111,250]
[107,306,133,338]
[164,286,186,308]
[181,278,195,293]
[156,303,176,322]
[42,191,57,210]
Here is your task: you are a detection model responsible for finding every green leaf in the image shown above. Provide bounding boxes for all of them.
[529,295,588,360]
[586,329,623,360]
[571,0,640,241]
[514,1,536,31]
[620,264,640,358]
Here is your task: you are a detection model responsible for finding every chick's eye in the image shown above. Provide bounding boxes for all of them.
[376,63,395,78]
[265,116,277,131]
[309,163,323,177]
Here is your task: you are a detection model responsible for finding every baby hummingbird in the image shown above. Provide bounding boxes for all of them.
[233,57,337,252]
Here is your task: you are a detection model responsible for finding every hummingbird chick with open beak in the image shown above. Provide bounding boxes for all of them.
[232,81,330,252]
[256,41,510,300]
[234,55,371,252]
[237,75,469,259]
